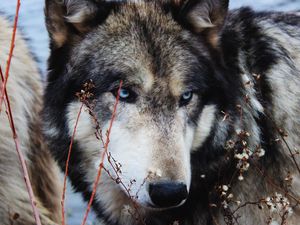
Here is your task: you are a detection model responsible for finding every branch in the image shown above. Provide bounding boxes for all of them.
[265,113,300,176]
[252,162,300,204]
[231,200,262,215]
[0,0,21,113]
[61,103,84,225]
[0,66,42,225]
[81,80,123,225]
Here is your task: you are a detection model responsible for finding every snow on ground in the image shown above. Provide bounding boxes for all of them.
[230,0,300,11]
[0,1,299,225]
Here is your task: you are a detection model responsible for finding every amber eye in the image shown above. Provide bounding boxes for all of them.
[179,91,193,107]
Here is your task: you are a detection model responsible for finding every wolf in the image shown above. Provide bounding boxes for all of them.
[0,16,62,225]
[43,0,300,224]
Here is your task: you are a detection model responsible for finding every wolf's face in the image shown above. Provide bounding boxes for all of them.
[45,0,229,215]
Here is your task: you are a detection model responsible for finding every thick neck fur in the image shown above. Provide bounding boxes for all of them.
[124,7,300,225]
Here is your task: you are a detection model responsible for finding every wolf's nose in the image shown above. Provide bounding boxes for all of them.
[148,182,188,208]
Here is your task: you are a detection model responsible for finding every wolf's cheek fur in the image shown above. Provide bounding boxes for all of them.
[191,105,217,151]
[67,100,194,206]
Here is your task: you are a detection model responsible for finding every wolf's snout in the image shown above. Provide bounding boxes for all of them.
[148,182,188,208]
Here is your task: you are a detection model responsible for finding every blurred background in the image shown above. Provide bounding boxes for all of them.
[0,0,299,225]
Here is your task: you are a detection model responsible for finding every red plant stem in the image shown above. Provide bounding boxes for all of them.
[0,0,21,113]
[61,103,84,225]
[81,81,123,225]
[0,66,42,225]
[0,68,13,128]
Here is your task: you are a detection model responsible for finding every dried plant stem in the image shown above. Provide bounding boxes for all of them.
[277,130,300,176]
[85,100,146,224]
[102,157,147,225]
[61,103,84,225]
[252,162,300,204]
[266,113,300,176]
[0,0,21,113]
[0,2,42,224]
[81,81,123,225]
[232,200,262,215]
[0,66,42,225]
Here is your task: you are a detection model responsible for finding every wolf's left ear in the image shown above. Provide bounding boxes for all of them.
[45,0,113,48]
[171,0,229,46]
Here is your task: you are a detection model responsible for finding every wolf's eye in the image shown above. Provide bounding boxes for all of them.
[113,88,137,103]
[120,89,130,99]
[179,91,193,107]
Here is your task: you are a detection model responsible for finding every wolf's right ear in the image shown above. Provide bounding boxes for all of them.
[170,0,229,47]
[45,0,112,48]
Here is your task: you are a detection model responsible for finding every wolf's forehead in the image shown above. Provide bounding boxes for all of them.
[93,36,192,95]
[75,8,197,94]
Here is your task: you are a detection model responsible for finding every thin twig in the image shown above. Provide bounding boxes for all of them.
[264,113,300,176]
[102,165,147,225]
[83,89,147,224]
[61,103,84,225]
[277,129,300,176]
[0,0,21,113]
[231,200,262,215]
[0,66,42,225]
[81,81,123,225]
[252,162,300,204]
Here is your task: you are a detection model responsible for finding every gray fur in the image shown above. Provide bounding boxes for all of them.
[0,16,62,225]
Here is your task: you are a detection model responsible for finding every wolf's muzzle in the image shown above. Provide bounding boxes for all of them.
[148,182,188,208]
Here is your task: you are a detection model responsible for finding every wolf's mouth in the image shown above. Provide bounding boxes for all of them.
[145,199,187,211]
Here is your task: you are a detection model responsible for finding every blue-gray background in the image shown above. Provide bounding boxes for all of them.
[0,0,299,224]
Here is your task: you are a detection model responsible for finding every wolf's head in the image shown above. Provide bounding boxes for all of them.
[44,0,233,221]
